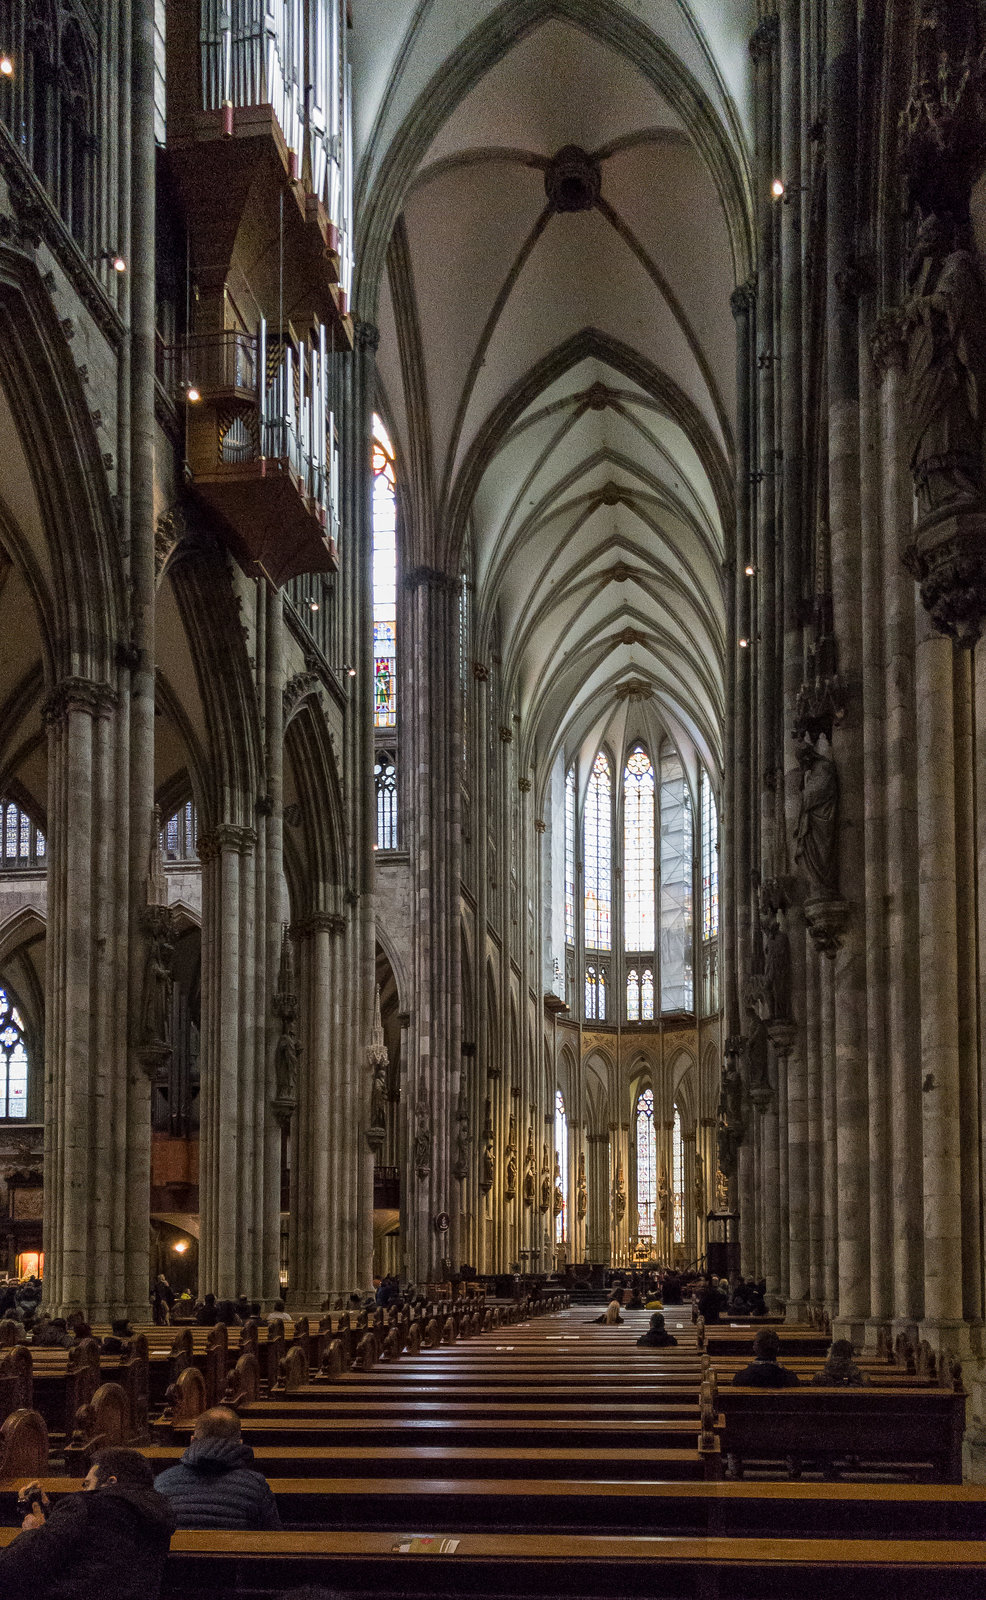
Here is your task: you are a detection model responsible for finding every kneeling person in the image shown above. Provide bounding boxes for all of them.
[155,1404,282,1528]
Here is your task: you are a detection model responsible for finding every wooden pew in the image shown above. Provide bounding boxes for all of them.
[722,1385,966,1483]
[1,1527,977,1600]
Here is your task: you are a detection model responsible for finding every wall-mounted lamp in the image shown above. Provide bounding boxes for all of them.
[333,664,357,678]
[744,564,755,577]
[172,1239,189,1254]
[770,178,785,200]
[102,250,126,273]
[739,637,749,649]
[185,386,201,403]
[309,600,319,612]
[0,56,13,77]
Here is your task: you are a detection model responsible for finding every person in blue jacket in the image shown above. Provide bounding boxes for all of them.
[154,1404,282,1529]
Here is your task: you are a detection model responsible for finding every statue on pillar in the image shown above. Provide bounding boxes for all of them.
[576,1150,587,1220]
[716,1043,745,1179]
[505,1115,518,1200]
[693,1150,705,1217]
[794,735,839,896]
[274,1024,301,1104]
[452,1080,470,1181]
[657,1165,670,1226]
[366,985,389,1150]
[613,1159,626,1223]
[762,911,792,1022]
[523,1124,535,1206]
[480,1098,494,1194]
[140,921,174,1050]
[552,1151,563,1218]
[539,1143,551,1214]
[413,1097,431,1180]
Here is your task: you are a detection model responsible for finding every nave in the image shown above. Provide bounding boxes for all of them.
[0,1293,983,1597]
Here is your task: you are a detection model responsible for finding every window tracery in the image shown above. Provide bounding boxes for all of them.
[0,989,29,1120]
[554,1088,568,1244]
[583,750,611,951]
[635,1087,657,1239]
[672,1104,684,1245]
[374,751,397,850]
[659,743,694,1012]
[623,745,655,952]
[372,415,397,729]
[0,801,46,869]
[161,800,198,864]
[564,764,576,948]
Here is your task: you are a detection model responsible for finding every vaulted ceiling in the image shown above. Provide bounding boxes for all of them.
[352,1,754,795]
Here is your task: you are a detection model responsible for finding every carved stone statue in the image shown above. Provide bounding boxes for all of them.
[480,1098,494,1194]
[716,1050,745,1179]
[523,1124,535,1206]
[657,1164,670,1225]
[904,213,986,526]
[747,1013,771,1105]
[413,1097,431,1179]
[505,1116,518,1200]
[540,1143,551,1213]
[452,1081,470,1181]
[576,1151,587,1220]
[274,1025,301,1103]
[613,1160,626,1223]
[369,1056,388,1135]
[141,928,174,1049]
[693,1151,705,1215]
[794,736,839,896]
[762,913,792,1022]
[552,1151,563,1217]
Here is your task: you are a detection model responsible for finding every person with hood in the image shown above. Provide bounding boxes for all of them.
[811,1338,868,1387]
[154,1404,282,1528]
[0,1446,175,1600]
[636,1311,678,1348]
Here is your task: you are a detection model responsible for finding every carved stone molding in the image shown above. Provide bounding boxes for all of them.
[283,670,321,718]
[730,278,757,320]
[767,1020,797,1059]
[42,676,118,729]
[196,824,257,862]
[518,777,531,792]
[749,14,778,64]
[614,678,653,702]
[870,308,908,378]
[472,661,489,681]
[294,910,346,938]
[403,565,457,593]
[534,818,546,834]
[804,896,850,959]
[544,145,601,212]
[354,321,380,354]
[499,725,513,743]
[903,510,986,647]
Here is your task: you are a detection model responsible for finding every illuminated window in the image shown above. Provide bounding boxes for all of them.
[635,1088,657,1238]
[623,745,655,951]
[672,1105,684,1244]
[627,967,639,1021]
[641,967,654,1020]
[564,765,576,946]
[701,769,720,1013]
[161,799,197,863]
[0,800,46,869]
[584,751,611,950]
[375,752,397,850]
[660,743,693,1012]
[585,965,608,1022]
[555,1089,568,1243]
[372,415,397,728]
[0,988,29,1119]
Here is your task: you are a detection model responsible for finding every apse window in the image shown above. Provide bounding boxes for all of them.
[635,1087,657,1237]
[583,751,612,952]
[0,988,29,1119]
[372,415,398,728]
[555,1089,568,1244]
[375,751,398,850]
[0,800,45,869]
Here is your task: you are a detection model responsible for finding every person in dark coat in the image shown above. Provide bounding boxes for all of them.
[696,1275,725,1325]
[152,1273,175,1326]
[811,1338,868,1386]
[0,1445,174,1600]
[636,1312,678,1348]
[154,1404,282,1529]
[101,1318,135,1355]
[732,1328,801,1387]
[194,1292,217,1326]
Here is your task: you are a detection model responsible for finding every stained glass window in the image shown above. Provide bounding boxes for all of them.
[555,1089,568,1243]
[641,967,655,1020]
[624,745,655,951]
[627,967,639,1021]
[0,801,45,868]
[585,965,598,1021]
[372,415,397,728]
[672,1105,684,1244]
[0,988,28,1119]
[636,1088,657,1239]
[162,800,197,863]
[660,743,693,1012]
[375,752,397,850]
[565,765,576,947]
[584,751,611,950]
[701,770,719,943]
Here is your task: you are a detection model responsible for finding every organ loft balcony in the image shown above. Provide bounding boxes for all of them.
[166,323,340,588]
[164,0,354,338]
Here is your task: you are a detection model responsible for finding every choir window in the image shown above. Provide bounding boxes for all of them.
[161,800,198,863]
[0,801,46,869]
[635,1087,657,1239]
[372,415,397,729]
[564,764,576,947]
[375,752,398,850]
[584,964,607,1022]
[672,1105,684,1245]
[626,966,654,1022]
[623,745,655,951]
[583,751,611,952]
[700,769,720,1013]
[659,742,694,1012]
[0,989,29,1120]
[554,1089,568,1244]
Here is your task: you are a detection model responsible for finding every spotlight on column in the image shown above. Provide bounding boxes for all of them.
[770,178,785,200]
[0,56,13,77]
[309,600,319,611]
[185,385,201,403]
[744,564,755,576]
[739,637,749,649]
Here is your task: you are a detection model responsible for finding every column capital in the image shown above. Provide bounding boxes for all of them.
[42,676,118,728]
[730,278,757,320]
[870,307,908,379]
[403,565,457,593]
[293,910,347,938]
[196,823,257,862]
[354,320,380,353]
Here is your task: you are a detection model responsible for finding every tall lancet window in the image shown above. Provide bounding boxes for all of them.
[672,1105,684,1244]
[700,769,719,1013]
[624,745,655,953]
[372,415,397,728]
[635,1087,657,1239]
[0,989,29,1119]
[584,751,612,952]
[660,742,693,1012]
[565,764,576,947]
[555,1089,568,1244]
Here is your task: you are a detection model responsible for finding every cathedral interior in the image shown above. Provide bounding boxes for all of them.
[1,0,986,1496]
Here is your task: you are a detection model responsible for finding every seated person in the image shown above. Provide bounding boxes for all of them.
[34,1315,75,1349]
[195,1292,217,1326]
[102,1318,136,1354]
[811,1337,868,1386]
[154,1405,282,1529]
[732,1328,801,1387]
[636,1312,678,1348]
[696,1276,725,1325]
[590,1298,624,1325]
[0,1446,174,1598]
[266,1298,290,1325]
[625,1288,645,1309]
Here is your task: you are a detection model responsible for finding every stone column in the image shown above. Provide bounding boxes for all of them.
[586,1132,609,1263]
[403,567,461,1283]
[804,940,824,1306]
[915,606,966,1346]
[610,1122,630,1266]
[44,680,136,1319]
